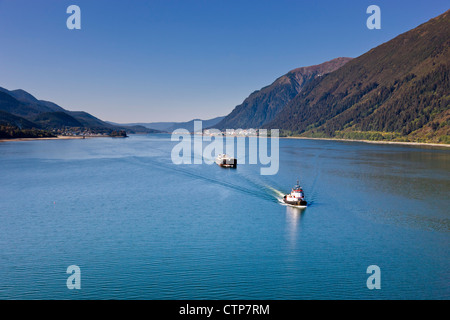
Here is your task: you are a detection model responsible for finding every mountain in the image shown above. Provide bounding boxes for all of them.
[66,111,114,129]
[105,122,160,134]
[165,116,225,132]
[0,87,65,116]
[0,87,100,127]
[0,109,57,139]
[4,89,65,112]
[214,57,352,130]
[124,121,178,131]
[33,112,83,129]
[63,111,157,133]
[0,90,48,118]
[0,87,159,135]
[114,116,225,132]
[0,110,38,129]
[266,10,450,144]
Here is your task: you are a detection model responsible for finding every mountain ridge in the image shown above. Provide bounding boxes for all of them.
[264,9,449,144]
[214,57,353,130]
[0,87,160,136]
[113,116,225,132]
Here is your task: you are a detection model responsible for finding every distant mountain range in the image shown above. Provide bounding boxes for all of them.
[112,116,225,132]
[0,87,159,135]
[214,57,352,130]
[0,84,222,137]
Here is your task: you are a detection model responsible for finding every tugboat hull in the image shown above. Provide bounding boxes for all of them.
[284,200,308,206]
[283,195,307,207]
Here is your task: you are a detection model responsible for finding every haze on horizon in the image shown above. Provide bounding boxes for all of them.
[0,0,448,123]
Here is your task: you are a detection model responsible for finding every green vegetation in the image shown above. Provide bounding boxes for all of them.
[333,131,403,141]
[0,110,37,129]
[33,112,83,128]
[0,125,56,139]
[108,130,128,137]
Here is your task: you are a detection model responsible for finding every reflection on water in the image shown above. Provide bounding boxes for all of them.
[285,205,306,247]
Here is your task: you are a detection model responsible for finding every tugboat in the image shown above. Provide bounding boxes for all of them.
[215,154,237,168]
[283,180,307,207]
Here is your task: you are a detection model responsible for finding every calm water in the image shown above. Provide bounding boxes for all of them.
[0,134,449,299]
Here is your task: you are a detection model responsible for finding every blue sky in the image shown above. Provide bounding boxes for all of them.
[0,0,448,122]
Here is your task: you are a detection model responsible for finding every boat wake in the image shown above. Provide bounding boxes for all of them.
[128,155,315,207]
[129,156,279,204]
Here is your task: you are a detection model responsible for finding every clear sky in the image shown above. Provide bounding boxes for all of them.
[0,0,448,123]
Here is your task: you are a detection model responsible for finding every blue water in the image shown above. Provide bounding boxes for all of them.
[0,134,449,299]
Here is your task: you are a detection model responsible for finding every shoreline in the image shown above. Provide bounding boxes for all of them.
[282,136,450,148]
[0,135,108,143]
[1,133,449,149]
